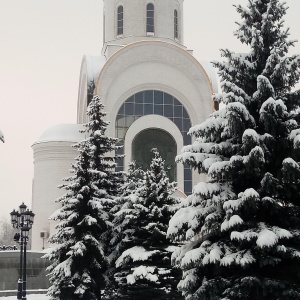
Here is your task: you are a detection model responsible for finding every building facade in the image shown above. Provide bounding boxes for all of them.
[31,0,218,250]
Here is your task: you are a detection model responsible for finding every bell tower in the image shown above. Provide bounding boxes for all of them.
[102,0,184,57]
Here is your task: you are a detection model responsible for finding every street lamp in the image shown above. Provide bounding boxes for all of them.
[10,203,35,300]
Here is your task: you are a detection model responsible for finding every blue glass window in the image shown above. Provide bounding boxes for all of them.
[125,102,134,115]
[135,103,143,115]
[174,105,183,118]
[135,92,143,103]
[164,93,173,105]
[164,105,173,117]
[154,91,163,104]
[184,181,193,195]
[144,104,153,114]
[173,118,182,131]
[154,105,163,115]
[145,90,153,103]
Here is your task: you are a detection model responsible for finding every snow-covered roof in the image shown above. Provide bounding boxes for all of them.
[36,124,86,143]
[200,61,219,94]
[84,55,107,83]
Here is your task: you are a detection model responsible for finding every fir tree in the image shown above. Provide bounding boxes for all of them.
[109,161,145,266]
[113,149,182,300]
[105,161,145,297]
[168,1,300,299]
[45,95,122,300]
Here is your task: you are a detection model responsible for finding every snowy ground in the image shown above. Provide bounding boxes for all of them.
[0,294,49,299]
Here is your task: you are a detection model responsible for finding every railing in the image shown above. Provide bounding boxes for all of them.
[0,245,18,251]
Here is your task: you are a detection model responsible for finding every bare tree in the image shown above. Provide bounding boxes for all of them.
[0,215,18,247]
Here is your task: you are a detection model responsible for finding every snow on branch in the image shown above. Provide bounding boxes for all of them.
[221,215,244,232]
[193,182,222,199]
[126,266,158,285]
[115,246,159,268]
[256,229,278,248]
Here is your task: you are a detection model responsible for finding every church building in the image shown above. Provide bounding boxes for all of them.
[31,0,218,250]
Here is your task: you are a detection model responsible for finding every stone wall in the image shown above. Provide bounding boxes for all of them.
[0,251,50,291]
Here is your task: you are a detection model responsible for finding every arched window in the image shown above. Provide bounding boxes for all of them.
[174,9,178,39]
[115,90,193,195]
[103,11,106,43]
[146,3,154,33]
[117,5,123,35]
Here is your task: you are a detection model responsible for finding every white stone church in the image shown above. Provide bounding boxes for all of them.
[31,0,218,250]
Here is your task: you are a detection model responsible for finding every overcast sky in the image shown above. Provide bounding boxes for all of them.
[0,0,299,219]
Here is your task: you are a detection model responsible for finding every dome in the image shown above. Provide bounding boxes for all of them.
[35,124,86,144]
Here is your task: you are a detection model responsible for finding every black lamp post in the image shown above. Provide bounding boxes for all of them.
[10,203,35,300]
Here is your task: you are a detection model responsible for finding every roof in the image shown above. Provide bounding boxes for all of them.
[35,124,86,143]
[84,55,107,83]
[200,60,219,94]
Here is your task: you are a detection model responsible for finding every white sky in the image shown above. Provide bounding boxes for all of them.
[0,0,299,219]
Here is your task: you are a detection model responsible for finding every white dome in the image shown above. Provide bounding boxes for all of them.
[35,124,86,143]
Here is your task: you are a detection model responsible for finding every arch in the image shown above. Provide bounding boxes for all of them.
[133,129,177,182]
[146,3,154,33]
[174,9,178,39]
[115,90,191,144]
[124,115,184,192]
[115,90,193,194]
[117,5,124,36]
[95,41,215,114]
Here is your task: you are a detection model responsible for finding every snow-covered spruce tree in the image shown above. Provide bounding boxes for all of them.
[109,161,145,268]
[168,1,300,299]
[45,95,123,300]
[113,149,183,300]
[104,161,144,297]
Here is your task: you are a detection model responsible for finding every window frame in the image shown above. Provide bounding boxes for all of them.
[146,3,155,35]
[174,9,178,39]
[117,5,124,36]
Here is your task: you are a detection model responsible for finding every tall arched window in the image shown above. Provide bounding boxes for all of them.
[103,11,106,44]
[146,3,154,33]
[117,5,123,35]
[174,9,178,39]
